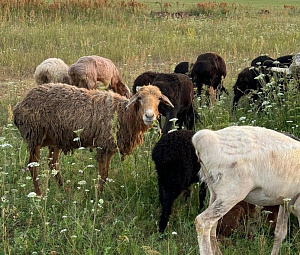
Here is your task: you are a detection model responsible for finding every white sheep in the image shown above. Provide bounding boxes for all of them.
[192,125,300,255]
[13,83,173,196]
[34,58,71,85]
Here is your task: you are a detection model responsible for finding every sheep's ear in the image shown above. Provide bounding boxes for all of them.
[126,94,139,109]
[160,95,174,108]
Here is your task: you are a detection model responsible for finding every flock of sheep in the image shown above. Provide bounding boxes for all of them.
[13,51,300,254]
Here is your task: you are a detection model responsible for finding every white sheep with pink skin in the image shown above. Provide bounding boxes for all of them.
[192,125,300,255]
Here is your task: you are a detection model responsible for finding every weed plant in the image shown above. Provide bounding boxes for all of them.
[1,1,300,254]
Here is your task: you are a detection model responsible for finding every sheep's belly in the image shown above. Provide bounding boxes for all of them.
[244,188,285,206]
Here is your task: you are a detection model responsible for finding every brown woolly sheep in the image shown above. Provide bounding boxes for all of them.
[13,84,173,196]
[68,55,131,98]
[34,58,71,85]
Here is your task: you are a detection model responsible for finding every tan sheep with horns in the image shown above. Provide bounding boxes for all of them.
[13,84,173,196]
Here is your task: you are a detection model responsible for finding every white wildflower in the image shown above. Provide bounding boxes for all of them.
[27,192,37,198]
[78,180,86,185]
[27,162,40,167]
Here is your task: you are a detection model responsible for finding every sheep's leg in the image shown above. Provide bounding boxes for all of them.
[97,153,114,193]
[198,181,207,211]
[159,190,181,233]
[271,204,290,255]
[48,146,63,186]
[196,182,251,255]
[29,145,42,196]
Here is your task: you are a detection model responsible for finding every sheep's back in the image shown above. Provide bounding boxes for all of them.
[193,126,300,188]
[152,130,200,188]
[13,83,127,153]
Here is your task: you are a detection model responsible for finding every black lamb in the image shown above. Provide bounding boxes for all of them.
[151,130,207,233]
[133,72,200,134]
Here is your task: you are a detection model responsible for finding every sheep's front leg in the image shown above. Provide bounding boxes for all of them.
[48,146,63,186]
[29,145,42,196]
[97,152,114,194]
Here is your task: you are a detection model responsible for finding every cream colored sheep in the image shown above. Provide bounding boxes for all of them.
[34,58,71,85]
[192,126,300,255]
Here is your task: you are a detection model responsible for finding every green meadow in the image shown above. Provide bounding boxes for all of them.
[1,0,300,254]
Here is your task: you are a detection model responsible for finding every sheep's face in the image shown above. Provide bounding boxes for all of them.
[126,85,174,126]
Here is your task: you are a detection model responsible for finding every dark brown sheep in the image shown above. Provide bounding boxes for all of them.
[190,52,227,105]
[13,84,173,196]
[68,55,131,98]
[133,72,199,135]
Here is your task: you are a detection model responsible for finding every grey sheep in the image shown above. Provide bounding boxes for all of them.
[13,84,173,196]
[34,58,71,85]
[68,55,131,98]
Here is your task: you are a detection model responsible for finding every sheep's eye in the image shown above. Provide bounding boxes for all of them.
[137,96,142,101]
[158,96,162,101]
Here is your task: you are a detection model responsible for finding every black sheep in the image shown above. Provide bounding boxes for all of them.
[133,72,200,134]
[232,67,263,110]
[250,55,275,67]
[132,71,159,94]
[232,64,289,111]
[190,52,227,103]
[152,130,207,233]
[174,61,193,75]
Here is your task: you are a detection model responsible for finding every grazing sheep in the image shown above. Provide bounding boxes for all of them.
[174,61,194,75]
[34,58,71,85]
[68,55,131,98]
[134,72,199,135]
[232,65,288,111]
[190,52,227,104]
[152,130,278,236]
[13,84,173,196]
[276,54,294,67]
[251,55,275,68]
[192,125,300,255]
[232,67,263,110]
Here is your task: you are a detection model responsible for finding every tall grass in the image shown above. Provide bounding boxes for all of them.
[1,1,300,254]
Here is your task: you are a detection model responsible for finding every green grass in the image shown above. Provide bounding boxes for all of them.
[1,0,300,254]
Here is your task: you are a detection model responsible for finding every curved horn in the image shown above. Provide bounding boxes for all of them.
[161,94,174,108]
[126,93,139,109]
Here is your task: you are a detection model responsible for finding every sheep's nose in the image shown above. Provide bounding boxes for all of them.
[145,110,154,119]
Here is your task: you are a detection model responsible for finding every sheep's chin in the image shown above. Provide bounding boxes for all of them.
[143,120,154,126]
[143,118,155,126]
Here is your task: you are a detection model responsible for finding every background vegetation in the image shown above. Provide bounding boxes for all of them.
[1,0,300,254]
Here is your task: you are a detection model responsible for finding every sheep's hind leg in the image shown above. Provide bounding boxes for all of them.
[48,146,63,186]
[271,198,297,255]
[29,145,42,196]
